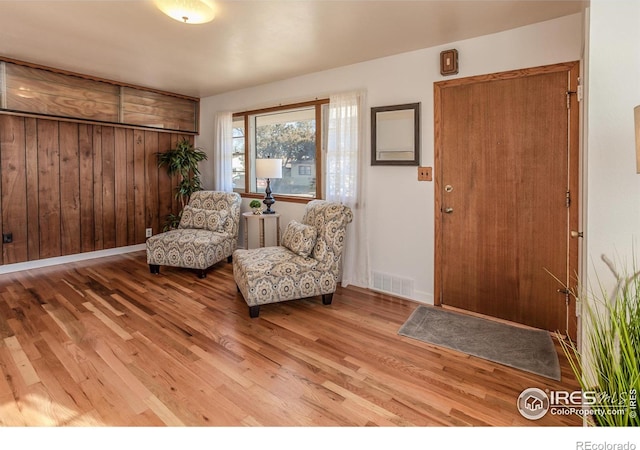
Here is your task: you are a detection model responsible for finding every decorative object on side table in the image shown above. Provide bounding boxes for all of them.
[249,199,262,215]
[255,157,282,214]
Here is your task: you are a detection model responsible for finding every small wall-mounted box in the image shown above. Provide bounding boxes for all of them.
[440,49,459,76]
[418,166,432,181]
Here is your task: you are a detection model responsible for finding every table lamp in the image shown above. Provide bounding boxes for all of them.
[255,158,283,214]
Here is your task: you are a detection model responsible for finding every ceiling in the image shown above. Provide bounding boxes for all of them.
[0,0,587,99]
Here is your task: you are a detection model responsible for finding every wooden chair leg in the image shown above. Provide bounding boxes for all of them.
[249,305,260,318]
[322,293,333,305]
[227,255,233,263]
[149,264,160,274]
[197,269,207,279]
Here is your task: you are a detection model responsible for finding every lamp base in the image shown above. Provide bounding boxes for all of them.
[262,199,276,213]
[263,178,276,214]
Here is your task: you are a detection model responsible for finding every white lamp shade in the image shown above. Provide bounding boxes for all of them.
[256,158,283,179]
[155,0,216,24]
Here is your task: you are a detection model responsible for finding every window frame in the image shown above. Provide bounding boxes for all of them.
[232,99,329,203]
[231,115,247,194]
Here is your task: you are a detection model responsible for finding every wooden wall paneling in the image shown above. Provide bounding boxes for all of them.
[114,128,128,248]
[5,63,120,123]
[0,110,191,265]
[0,62,5,108]
[133,130,146,244]
[0,116,28,264]
[59,122,81,256]
[122,88,197,132]
[169,134,180,213]
[37,119,61,259]
[101,127,116,249]
[144,131,159,236]
[78,124,94,253]
[125,129,136,246]
[25,118,39,260]
[92,126,103,251]
[157,133,173,231]
[2,61,198,133]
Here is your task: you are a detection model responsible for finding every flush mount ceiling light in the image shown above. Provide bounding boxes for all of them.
[155,0,216,24]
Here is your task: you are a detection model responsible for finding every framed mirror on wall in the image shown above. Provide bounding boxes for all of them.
[371,102,420,166]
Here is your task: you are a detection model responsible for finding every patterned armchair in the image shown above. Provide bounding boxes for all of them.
[146,191,241,278]
[233,200,353,317]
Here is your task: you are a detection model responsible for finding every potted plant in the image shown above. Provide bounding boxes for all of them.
[249,199,262,215]
[157,138,208,231]
[559,255,640,426]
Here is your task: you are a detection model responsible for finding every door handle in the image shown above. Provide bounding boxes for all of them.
[570,230,583,238]
[444,207,454,214]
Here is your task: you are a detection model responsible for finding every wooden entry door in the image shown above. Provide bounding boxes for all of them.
[434,62,580,338]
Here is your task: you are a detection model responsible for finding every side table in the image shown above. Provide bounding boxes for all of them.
[242,212,280,249]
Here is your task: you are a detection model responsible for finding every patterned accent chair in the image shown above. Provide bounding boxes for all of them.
[146,191,241,278]
[233,200,353,318]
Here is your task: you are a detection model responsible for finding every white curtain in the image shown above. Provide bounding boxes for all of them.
[213,111,233,192]
[326,90,369,289]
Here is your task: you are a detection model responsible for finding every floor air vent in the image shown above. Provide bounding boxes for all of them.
[372,271,414,298]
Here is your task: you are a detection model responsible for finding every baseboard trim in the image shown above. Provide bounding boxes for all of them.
[368,287,434,305]
[0,244,146,275]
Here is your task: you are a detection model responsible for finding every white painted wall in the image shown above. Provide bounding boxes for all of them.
[584,1,640,299]
[198,13,584,304]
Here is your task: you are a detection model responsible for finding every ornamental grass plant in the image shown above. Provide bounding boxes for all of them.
[559,255,640,426]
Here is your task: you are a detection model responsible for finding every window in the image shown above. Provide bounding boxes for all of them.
[232,117,245,192]
[233,99,328,200]
[298,165,312,176]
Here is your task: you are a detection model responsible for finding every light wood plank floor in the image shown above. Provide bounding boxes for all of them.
[0,251,582,426]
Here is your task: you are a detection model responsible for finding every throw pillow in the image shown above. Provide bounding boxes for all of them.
[281,220,317,258]
[179,206,229,232]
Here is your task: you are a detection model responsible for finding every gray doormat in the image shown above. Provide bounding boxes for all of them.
[398,305,561,380]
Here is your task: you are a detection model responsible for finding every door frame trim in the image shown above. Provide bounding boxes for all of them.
[433,61,581,336]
